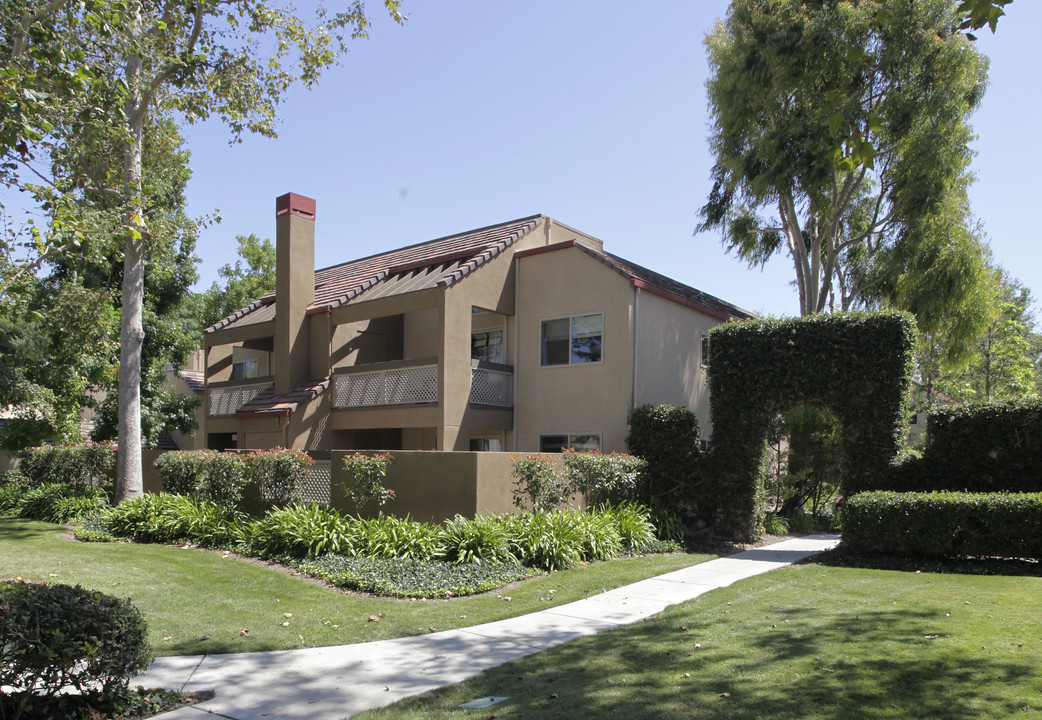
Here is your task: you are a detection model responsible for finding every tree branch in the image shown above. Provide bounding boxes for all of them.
[11,0,71,60]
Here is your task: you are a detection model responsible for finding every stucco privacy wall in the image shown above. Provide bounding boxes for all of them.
[515,245,635,452]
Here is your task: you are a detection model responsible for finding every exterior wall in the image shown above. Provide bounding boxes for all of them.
[165,374,206,450]
[514,246,635,452]
[404,307,439,359]
[633,289,718,438]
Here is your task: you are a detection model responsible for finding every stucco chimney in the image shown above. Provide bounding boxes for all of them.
[274,192,316,395]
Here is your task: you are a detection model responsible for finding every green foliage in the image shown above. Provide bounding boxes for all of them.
[562,450,645,505]
[889,400,1042,492]
[626,404,701,515]
[511,454,568,511]
[597,502,657,553]
[706,313,916,539]
[195,234,277,338]
[153,450,247,508]
[107,494,243,546]
[844,491,1042,559]
[353,514,440,561]
[0,469,30,514]
[243,503,357,559]
[700,0,988,317]
[17,442,114,490]
[246,448,314,507]
[435,514,513,565]
[764,513,790,536]
[341,452,395,511]
[295,555,537,599]
[504,511,586,571]
[649,506,685,543]
[0,580,152,720]
[16,483,109,524]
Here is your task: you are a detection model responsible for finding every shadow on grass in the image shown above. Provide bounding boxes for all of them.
[0,516,58,543]
[413,606,1039,720]
[813,544,1042,577]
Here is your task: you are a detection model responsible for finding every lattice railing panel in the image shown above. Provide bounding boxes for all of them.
[299,460,331,504]
[208,382,273,416]
[469,368,513,407]
[333,364,438,408]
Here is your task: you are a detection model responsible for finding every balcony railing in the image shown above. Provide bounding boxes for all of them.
[469,361,513,408]
[333,359,438,408]
[208,378,274,417]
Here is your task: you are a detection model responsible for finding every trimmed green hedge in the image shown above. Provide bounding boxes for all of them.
[18,442,114,490]
[626,404,700,515]
[843,491,1042,559]
[705,312,916,539]
[888,401,1042,492]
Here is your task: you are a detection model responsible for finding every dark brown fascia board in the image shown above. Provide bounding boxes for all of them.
[204,319,275,347]
[234,408,291,419]
[513,239,578,260]
[631,279,737,322]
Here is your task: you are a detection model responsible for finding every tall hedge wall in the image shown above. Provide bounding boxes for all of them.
[705,312,916,539]
[889,400,1042,492]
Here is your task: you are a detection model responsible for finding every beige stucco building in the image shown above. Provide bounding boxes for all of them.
[202,193,753,454]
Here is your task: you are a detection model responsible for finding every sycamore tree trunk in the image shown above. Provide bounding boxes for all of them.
[115,9,145,503]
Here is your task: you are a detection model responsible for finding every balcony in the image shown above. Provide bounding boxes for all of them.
[208,377,275,416]
[333,358,438,409]
[469,360,513,408]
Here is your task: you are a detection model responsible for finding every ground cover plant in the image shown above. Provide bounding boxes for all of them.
[354,563,1042,720]
[0,517,710,657]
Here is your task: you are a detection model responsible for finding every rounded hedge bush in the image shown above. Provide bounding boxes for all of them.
[0,581,153,717]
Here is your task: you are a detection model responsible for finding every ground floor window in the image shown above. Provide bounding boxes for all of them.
[539,433,601,453]
[469,437,503,452]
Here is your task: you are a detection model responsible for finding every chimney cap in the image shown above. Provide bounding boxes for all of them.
[276,192,316,219]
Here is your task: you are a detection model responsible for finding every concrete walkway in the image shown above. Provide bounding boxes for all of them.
[136,534,840,720]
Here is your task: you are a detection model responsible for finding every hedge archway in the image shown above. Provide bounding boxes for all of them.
[704,312,916,539]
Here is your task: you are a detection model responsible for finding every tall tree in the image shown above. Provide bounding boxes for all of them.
[2,0,404,501]
[195,233,276,341]
[698,0,988,317]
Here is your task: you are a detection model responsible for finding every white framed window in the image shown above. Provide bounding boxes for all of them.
[541,313,602,366]
[539,433,602,453]
[232,358,259,380]
[471,329,504,364]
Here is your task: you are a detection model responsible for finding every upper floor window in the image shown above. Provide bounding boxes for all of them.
[231,358,259,380]
[541,313,602,366]
[472,329,504,364]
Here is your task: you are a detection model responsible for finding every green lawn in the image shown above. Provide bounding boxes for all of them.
[0,517,711,657]
[355,563,1042,720]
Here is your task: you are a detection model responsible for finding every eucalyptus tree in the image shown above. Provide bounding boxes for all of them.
[1,0,405,501]
[698,0,989,318]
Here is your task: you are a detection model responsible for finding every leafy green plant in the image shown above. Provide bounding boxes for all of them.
[354,514,440,560]
[626,404,701,513]
[105,494,241,545]
[435,514,513,565]
[341,453,395,511]
[245,503,358,558]
[650,506,685,543]
[0,469,30,514]
[764,512,790,535]
[511,454,568,511]
[598,502,656,552]
[505,511,586,571]
[563,450,645,505]
[154,450,248,508]
[17,442,115,491]
[0,581,152,720]
[296,555,537,599]
[246,448,313,506]
[16,483,108,524]
[844,490,1042,559]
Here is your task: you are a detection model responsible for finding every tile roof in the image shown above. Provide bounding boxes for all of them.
[180,370,205,395]
[235,378,330,418]
[207,215,545,333]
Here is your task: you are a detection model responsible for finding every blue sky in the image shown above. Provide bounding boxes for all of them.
[181,1,1042,319]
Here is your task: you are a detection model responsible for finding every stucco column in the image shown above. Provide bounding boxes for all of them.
[274,193,316,396]
[438,290,472,450]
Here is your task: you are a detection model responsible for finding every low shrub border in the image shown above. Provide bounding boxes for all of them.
[843,490,1042,559]
[0,580,153,720]
[18,442,115,490]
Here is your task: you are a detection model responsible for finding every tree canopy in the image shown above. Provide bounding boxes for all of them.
[698,0,989,318]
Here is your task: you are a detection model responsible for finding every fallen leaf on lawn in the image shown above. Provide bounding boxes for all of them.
[240,629,250,636]
[823,668,834,673]
[323,620,330,626]
[679,626,688,631]
[283,613,293,618]
[281,622,289,627]
[368,615,380,622]
[460,615,467,619]
[444,591,453,598]
[49,573,57,577]
[379,613,385,618]
[945,610,952,616]
[299,635,306,645]
[694,643,702,648]
[682,673,691,678]
[163,636,172,641]
[199,635,210,640]
[925,635,941,640]
[548,693,558,700]
[719,692,731,698]
[428,626,437,632]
